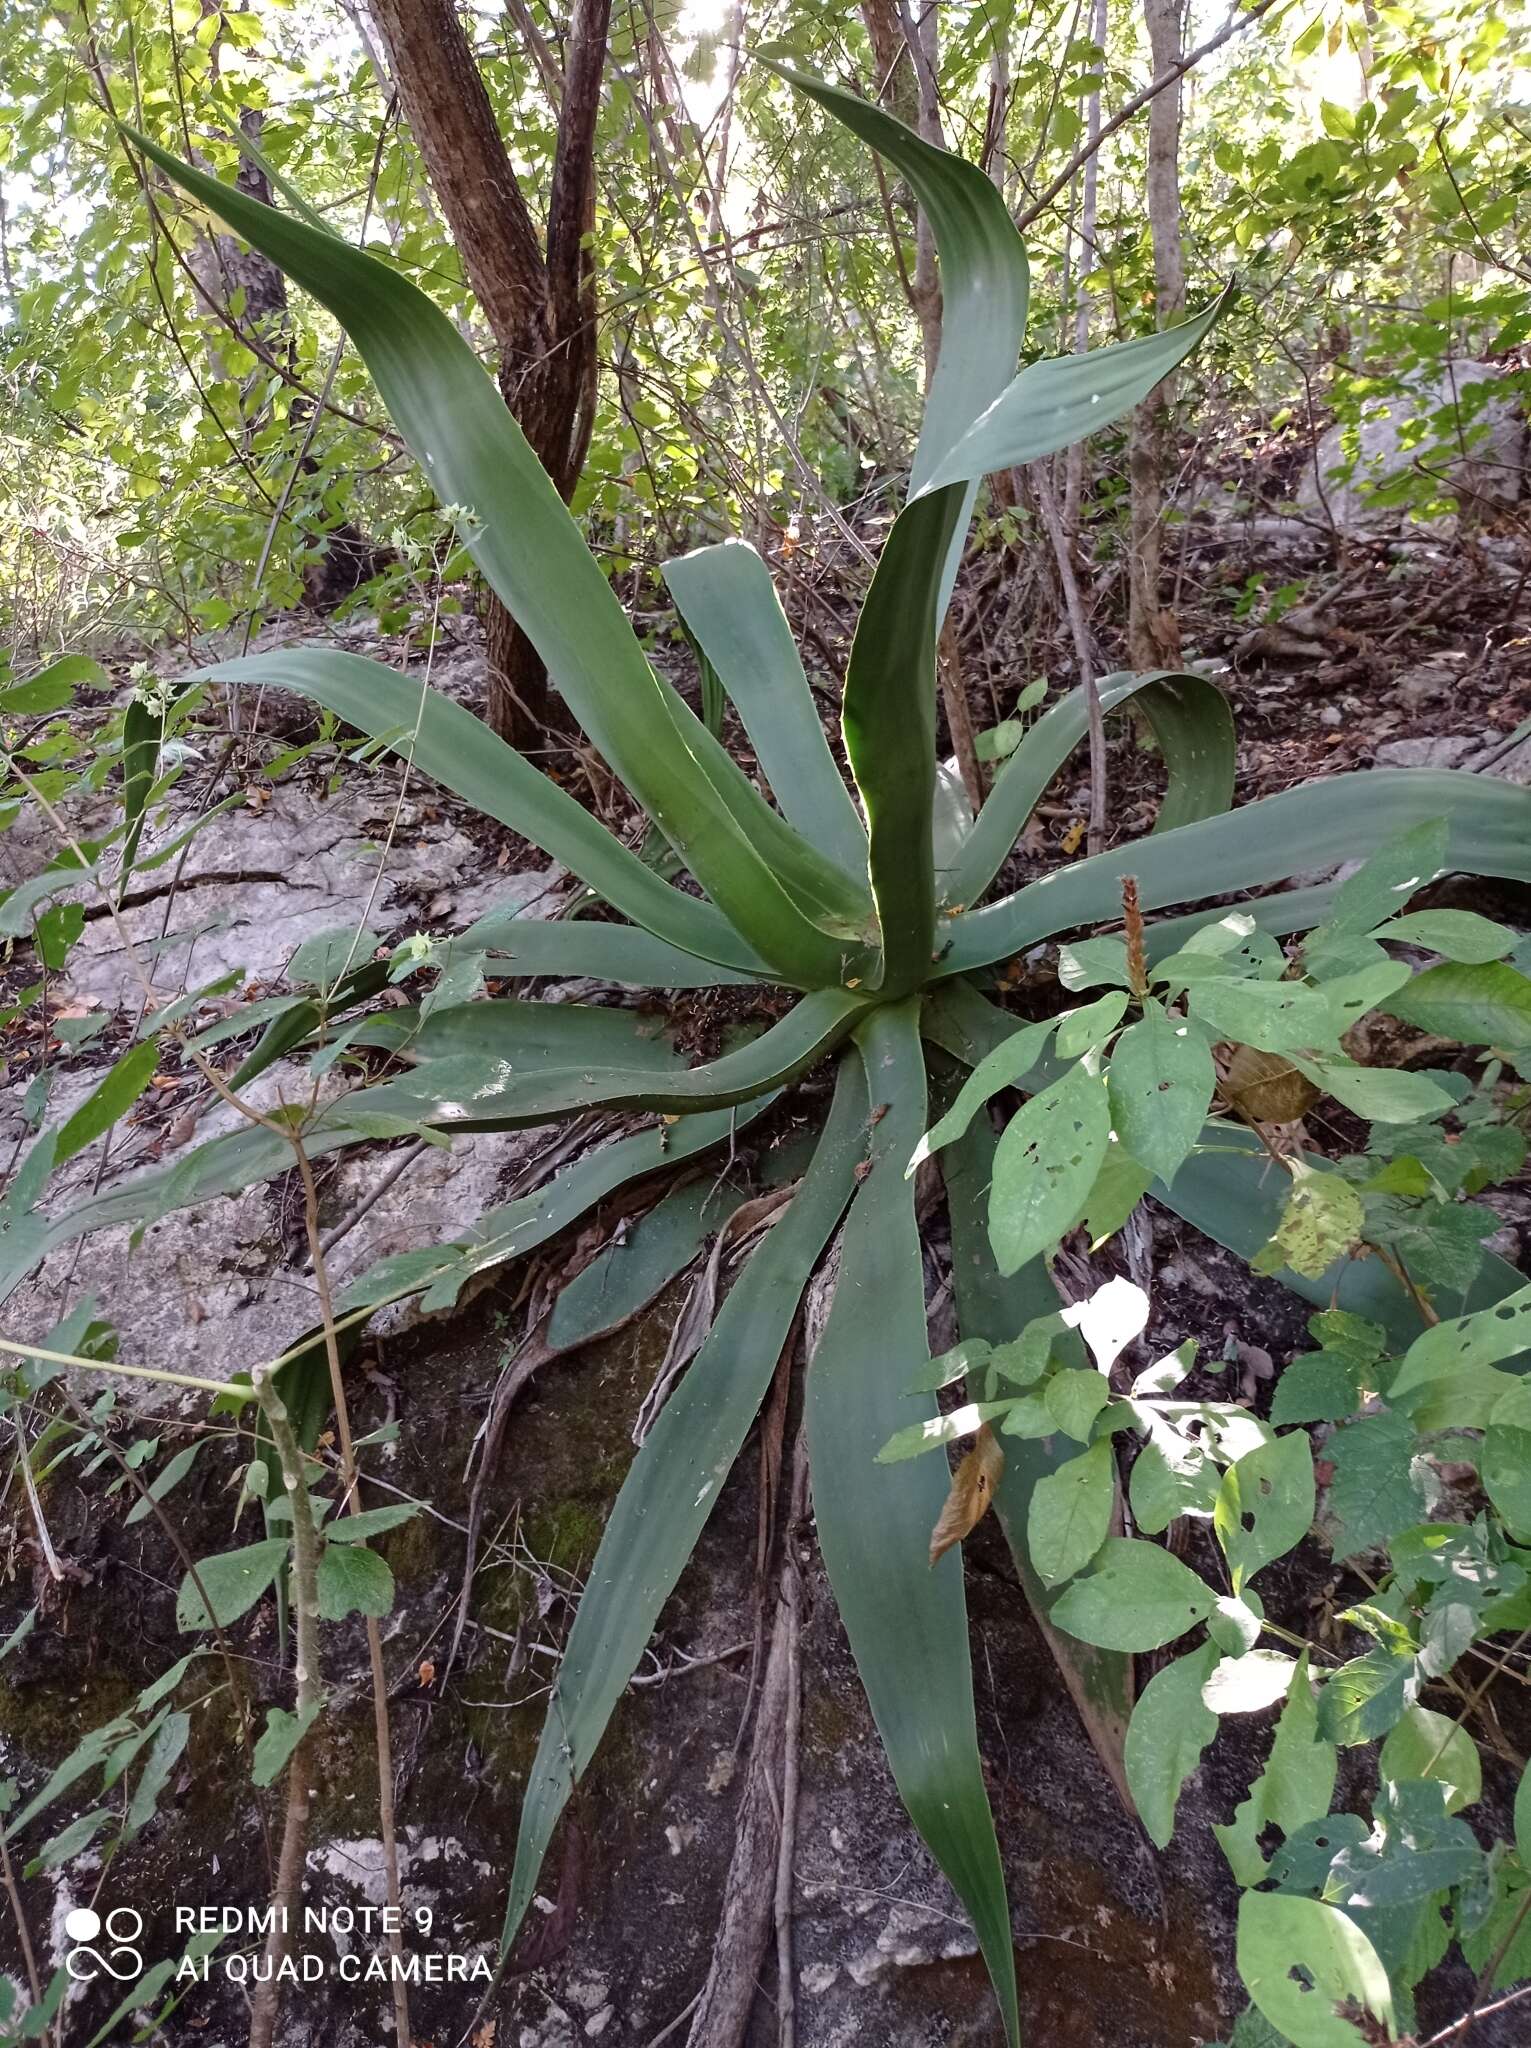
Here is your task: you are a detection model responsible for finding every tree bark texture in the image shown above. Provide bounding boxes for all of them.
[861,0,942,379]
[1127,0,1188,671]
[368,0,611,745]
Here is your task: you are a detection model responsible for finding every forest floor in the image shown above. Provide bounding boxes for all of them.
[2,501,1530,2046]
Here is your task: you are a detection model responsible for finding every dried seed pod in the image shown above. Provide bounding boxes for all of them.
[1220,1043,1321,1125]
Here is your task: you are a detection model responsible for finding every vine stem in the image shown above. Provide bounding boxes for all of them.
[290,1139,412,2048]
[246,1379,323,2048]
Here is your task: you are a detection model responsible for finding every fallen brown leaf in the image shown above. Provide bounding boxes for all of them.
[929,1422,1005,1566]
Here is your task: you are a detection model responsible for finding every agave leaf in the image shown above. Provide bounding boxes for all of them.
[772,66,1032,996]
[949,669,1236,908]
[945,770,1531,974]
[349,998,684,1072]
[134,132,870,982]
[808,1002,1019,2046]
[500,1056,867,1960]
[1143,881,1342,964]
[920,286,1235,495]
[338,989,862,1129]
[450,907,768,989]
[189,647,779,980]
[941,1092,1136,1811]
[662,540,867,872]
[4,1081,777,1316]
[768,65,1030,498]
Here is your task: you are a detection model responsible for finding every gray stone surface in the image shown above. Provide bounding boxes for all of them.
[1297,360,1526,528]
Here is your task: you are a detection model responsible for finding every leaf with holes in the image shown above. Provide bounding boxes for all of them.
[1050,1537,1215,1651]
[988,1061,1111,1274]
[1214,1432,1315,1593]
[1107,1000,1215,1186]
[1236,1892,1394,2048]
[1028,1440,1114,1587]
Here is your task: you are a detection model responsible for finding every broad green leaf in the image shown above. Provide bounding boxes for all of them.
[2,655,106,714]
[1044,1367,1111,1442]
[1083,1142,1153,1246]
[1236,1893,1394,2048]
[1318,958,1412,1030]
[1382,908,1517,962]
[1108,1001,1215,1184]
[1125,1642,1219,1848]
[1202,1651,1298,1714]
[1329,818,1449,933]
[1050,1537,1215,1651]
[1129,1426,1219,1533]
[989,1061,1111,1273]
[54,1040,160,1168]
[1483,1380,1531,1538]
[1379,1705,1481,1814]
[324,1504,419,1543]
[502,1063,865,1965]
[1188,976,1335,1053]
[1388,1281,1531,1400]
[1383,959,1531,1049]
[252,1704,321,1789]
[877,1402,1013,1462]
[907,1014,1054,1173]
[1028,1440,1114,1585]
[945,771,1531,977]
[952,670,1236,910]
[662,540,866,872]
[1213,1653,1336,1882]
[1058,937,1130,991]
[1317,1646,1419,1745]
[175,1538,289,1631]
[1209,1593,1264,1655]
[808,1007,1018,2044]
[1296,1058,1455,1124]
[1215,1432,1315,1592]
[315,1541,394,1621]
[928,978,1531,1341]
[1326,1412,1424,1558]
[1056,990,1128,1058]
[1516,1756,1531,1864]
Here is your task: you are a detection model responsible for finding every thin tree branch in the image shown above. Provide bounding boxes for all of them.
[1016,0,1283,231]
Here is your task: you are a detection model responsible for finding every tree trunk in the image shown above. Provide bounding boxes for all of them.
[367,0,611,747]
[860,0,942,376]
[1126,0,1187,671]
[183,92,383,612]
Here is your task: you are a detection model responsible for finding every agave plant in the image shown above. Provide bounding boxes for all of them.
[11,67,1531,2043]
